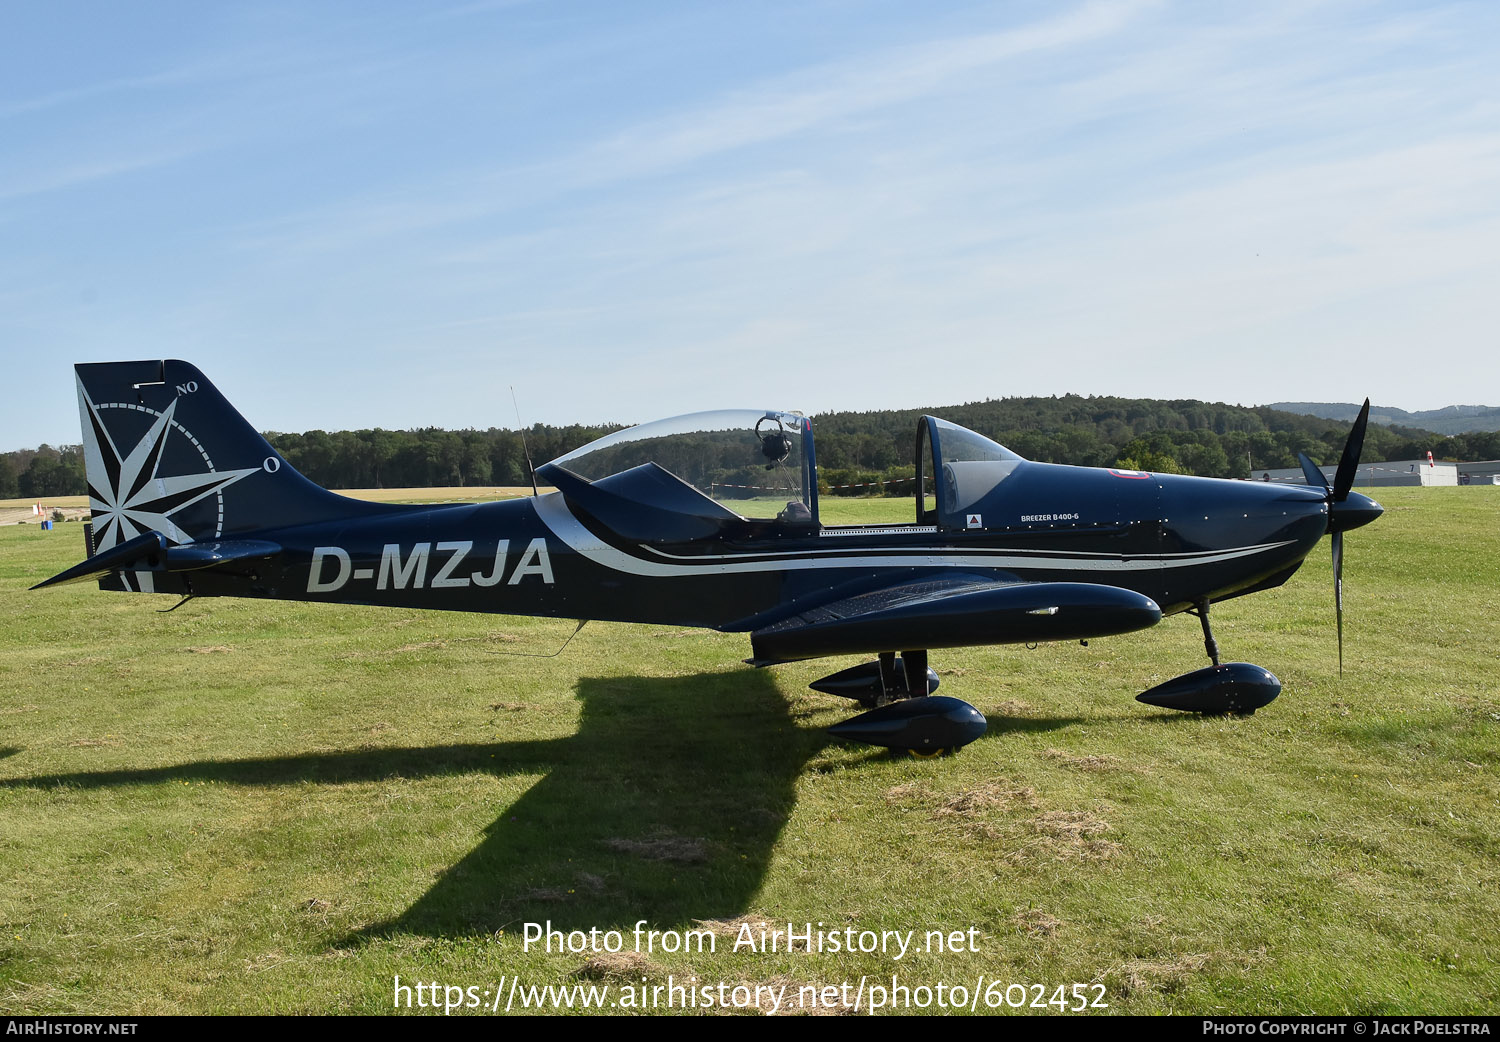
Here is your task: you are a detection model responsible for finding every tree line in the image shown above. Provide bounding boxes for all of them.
[811,396,1498,494]
[6,395,1499,500]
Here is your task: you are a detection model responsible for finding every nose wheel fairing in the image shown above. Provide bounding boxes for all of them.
[1137,662,1281,715]
[1137,600,1282,715]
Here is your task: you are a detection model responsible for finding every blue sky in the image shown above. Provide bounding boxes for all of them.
[4,0,1498,450]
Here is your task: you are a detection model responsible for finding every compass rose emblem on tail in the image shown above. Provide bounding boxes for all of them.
[39,359,393,595]
[79,385,259,554]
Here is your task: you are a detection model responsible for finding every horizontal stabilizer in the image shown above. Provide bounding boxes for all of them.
[155,539,284,570]
[751,577,1161,662]
[32,531,282,590]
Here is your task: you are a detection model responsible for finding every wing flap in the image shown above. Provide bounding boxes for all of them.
[750,578,1161,663]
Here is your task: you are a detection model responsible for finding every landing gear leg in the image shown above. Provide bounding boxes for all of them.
[876,650,902,706]
[901,649,928,697]
[1189,599,1221,667]
[819,651,932,708]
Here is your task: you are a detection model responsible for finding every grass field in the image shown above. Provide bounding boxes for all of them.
[1,488,1497,1015]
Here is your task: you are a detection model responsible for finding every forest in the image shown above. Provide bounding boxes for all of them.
[6,394,1497,500]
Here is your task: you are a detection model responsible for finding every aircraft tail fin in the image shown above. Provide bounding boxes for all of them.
[73,359,398,562]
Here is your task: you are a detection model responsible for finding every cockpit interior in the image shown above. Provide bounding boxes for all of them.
[540,410,1025,536]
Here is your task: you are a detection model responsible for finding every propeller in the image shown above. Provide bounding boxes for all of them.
[1295,399,1376,674]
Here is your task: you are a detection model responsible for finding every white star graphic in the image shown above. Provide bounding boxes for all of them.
[77,380,260,590]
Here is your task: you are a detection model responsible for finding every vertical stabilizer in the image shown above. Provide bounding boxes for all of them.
[74,360,394,591]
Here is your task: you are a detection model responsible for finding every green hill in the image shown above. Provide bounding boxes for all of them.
[1271,402,1500,435]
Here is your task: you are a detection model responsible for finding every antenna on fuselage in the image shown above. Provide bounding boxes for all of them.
[511,385,539,498]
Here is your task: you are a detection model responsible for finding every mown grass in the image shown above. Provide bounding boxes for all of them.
[0,487,1497,1015]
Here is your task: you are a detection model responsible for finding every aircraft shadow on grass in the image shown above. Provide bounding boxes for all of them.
[1,669,1082,939]
[365,668,814,939]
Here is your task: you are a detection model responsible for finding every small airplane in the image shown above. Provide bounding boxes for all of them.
[36,360,1383,756]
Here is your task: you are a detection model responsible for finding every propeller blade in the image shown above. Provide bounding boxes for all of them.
[1297,451,1331,492]
[1333,530,1344,675]
[1332,399,1371,503]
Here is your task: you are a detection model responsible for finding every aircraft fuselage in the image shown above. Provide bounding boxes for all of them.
[154,462,1339,637]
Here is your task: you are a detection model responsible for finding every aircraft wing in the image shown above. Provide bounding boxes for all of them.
[749,576,1162,664]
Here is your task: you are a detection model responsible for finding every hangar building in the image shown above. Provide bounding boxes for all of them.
[1255,460,1459,487]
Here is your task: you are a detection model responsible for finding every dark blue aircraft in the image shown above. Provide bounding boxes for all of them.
[36,360,1382,756]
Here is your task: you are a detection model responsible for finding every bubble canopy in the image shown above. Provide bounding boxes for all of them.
[545,409,816,523]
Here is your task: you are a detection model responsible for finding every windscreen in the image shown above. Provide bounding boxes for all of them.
[932,418,1023,464]
[547,410,812,521]
[930,418,1025,526]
